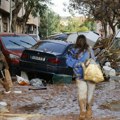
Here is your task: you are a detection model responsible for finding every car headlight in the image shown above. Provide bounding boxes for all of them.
[9,54,20,59]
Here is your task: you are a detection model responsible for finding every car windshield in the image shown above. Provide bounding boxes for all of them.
[1,35,37,50]
[31,41,66,54]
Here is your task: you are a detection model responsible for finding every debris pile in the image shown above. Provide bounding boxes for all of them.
[94,35,120,78]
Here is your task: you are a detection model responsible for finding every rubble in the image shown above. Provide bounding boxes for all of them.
[30,78,43,87]
[94,34,120,80]
[0,52,13,92]
[16,75,30,86]
[102,62,116,77]
[0,101,9,113]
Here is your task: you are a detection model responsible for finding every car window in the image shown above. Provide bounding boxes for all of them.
[1,35,37,50]
[111,37,120,49]
[31,42,66,54]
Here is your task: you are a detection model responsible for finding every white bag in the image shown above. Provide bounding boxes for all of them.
[16,75,30,85]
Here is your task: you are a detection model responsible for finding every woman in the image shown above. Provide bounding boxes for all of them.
[67,35,96,120]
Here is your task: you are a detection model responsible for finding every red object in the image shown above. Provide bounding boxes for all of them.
[0,33,37,75]
[47,58,60,64]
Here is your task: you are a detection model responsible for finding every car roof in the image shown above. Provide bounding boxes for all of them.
[40,39,72,46]
[0,33,28,37]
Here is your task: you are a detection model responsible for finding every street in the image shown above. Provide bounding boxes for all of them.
[0,79,120,120]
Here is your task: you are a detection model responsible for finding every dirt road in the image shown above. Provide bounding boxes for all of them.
[0,79,120,120]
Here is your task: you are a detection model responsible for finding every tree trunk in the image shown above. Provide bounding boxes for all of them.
[11,1,23,32]
[22,8,33,33]
[22,22,26,33]
[109,24,116,35]
[11,15,17,32]
[102,22,107,38]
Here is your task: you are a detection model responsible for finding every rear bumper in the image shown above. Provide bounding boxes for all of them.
[19,61,73,75]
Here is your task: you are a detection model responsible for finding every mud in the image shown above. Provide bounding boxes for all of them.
[100,101,120,111]
[0,79,120,120]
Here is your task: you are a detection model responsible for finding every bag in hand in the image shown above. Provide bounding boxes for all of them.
[82,58,104,83]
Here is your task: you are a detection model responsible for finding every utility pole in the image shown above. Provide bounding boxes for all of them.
[9,0,12,33]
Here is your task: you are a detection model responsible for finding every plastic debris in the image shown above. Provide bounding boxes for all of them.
[30,78,44,88]
[13,91,22,94]
[16,75,30,85]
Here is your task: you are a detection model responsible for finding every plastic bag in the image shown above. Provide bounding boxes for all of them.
[16,75,30,85]
[82,59,104,83]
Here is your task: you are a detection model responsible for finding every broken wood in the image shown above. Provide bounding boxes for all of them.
[4,69,13,89]
[0,52,13,92]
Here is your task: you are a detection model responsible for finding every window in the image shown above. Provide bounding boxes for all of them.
[1,35,37,50]
[32,42,66,54]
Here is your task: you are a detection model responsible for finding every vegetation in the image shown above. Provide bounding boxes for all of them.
[39,9,60,38]
[11,0,98,36]
[11,0,24,32]
[69,0,120,36]
[11,0,51,33]
[59,17,89,33]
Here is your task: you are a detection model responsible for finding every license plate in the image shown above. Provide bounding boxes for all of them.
[31,56,45,61]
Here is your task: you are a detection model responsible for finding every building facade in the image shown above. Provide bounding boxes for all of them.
[0,0,11,32]
[0,0,39,34]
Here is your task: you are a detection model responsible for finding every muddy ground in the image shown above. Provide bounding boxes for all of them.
[0,78,120,120]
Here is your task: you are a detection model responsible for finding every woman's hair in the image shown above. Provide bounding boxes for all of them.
[75,34,89,53]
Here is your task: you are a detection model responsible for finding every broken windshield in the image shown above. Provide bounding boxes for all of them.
[9,40,26,48]
[1,35,37,50]
[20,40,33,46]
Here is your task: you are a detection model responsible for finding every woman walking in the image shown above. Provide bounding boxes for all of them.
[67,35,96,120]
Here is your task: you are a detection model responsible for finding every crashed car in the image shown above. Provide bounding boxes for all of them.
[0,33,37,75]
[47,33,70,41]
[19,32,100,79]
[19,40,73,79]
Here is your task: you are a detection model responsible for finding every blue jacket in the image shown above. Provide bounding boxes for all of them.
[67,47,95,79]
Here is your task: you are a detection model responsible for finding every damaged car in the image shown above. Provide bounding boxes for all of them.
[0,33,37,75]
[19,40,73,79]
